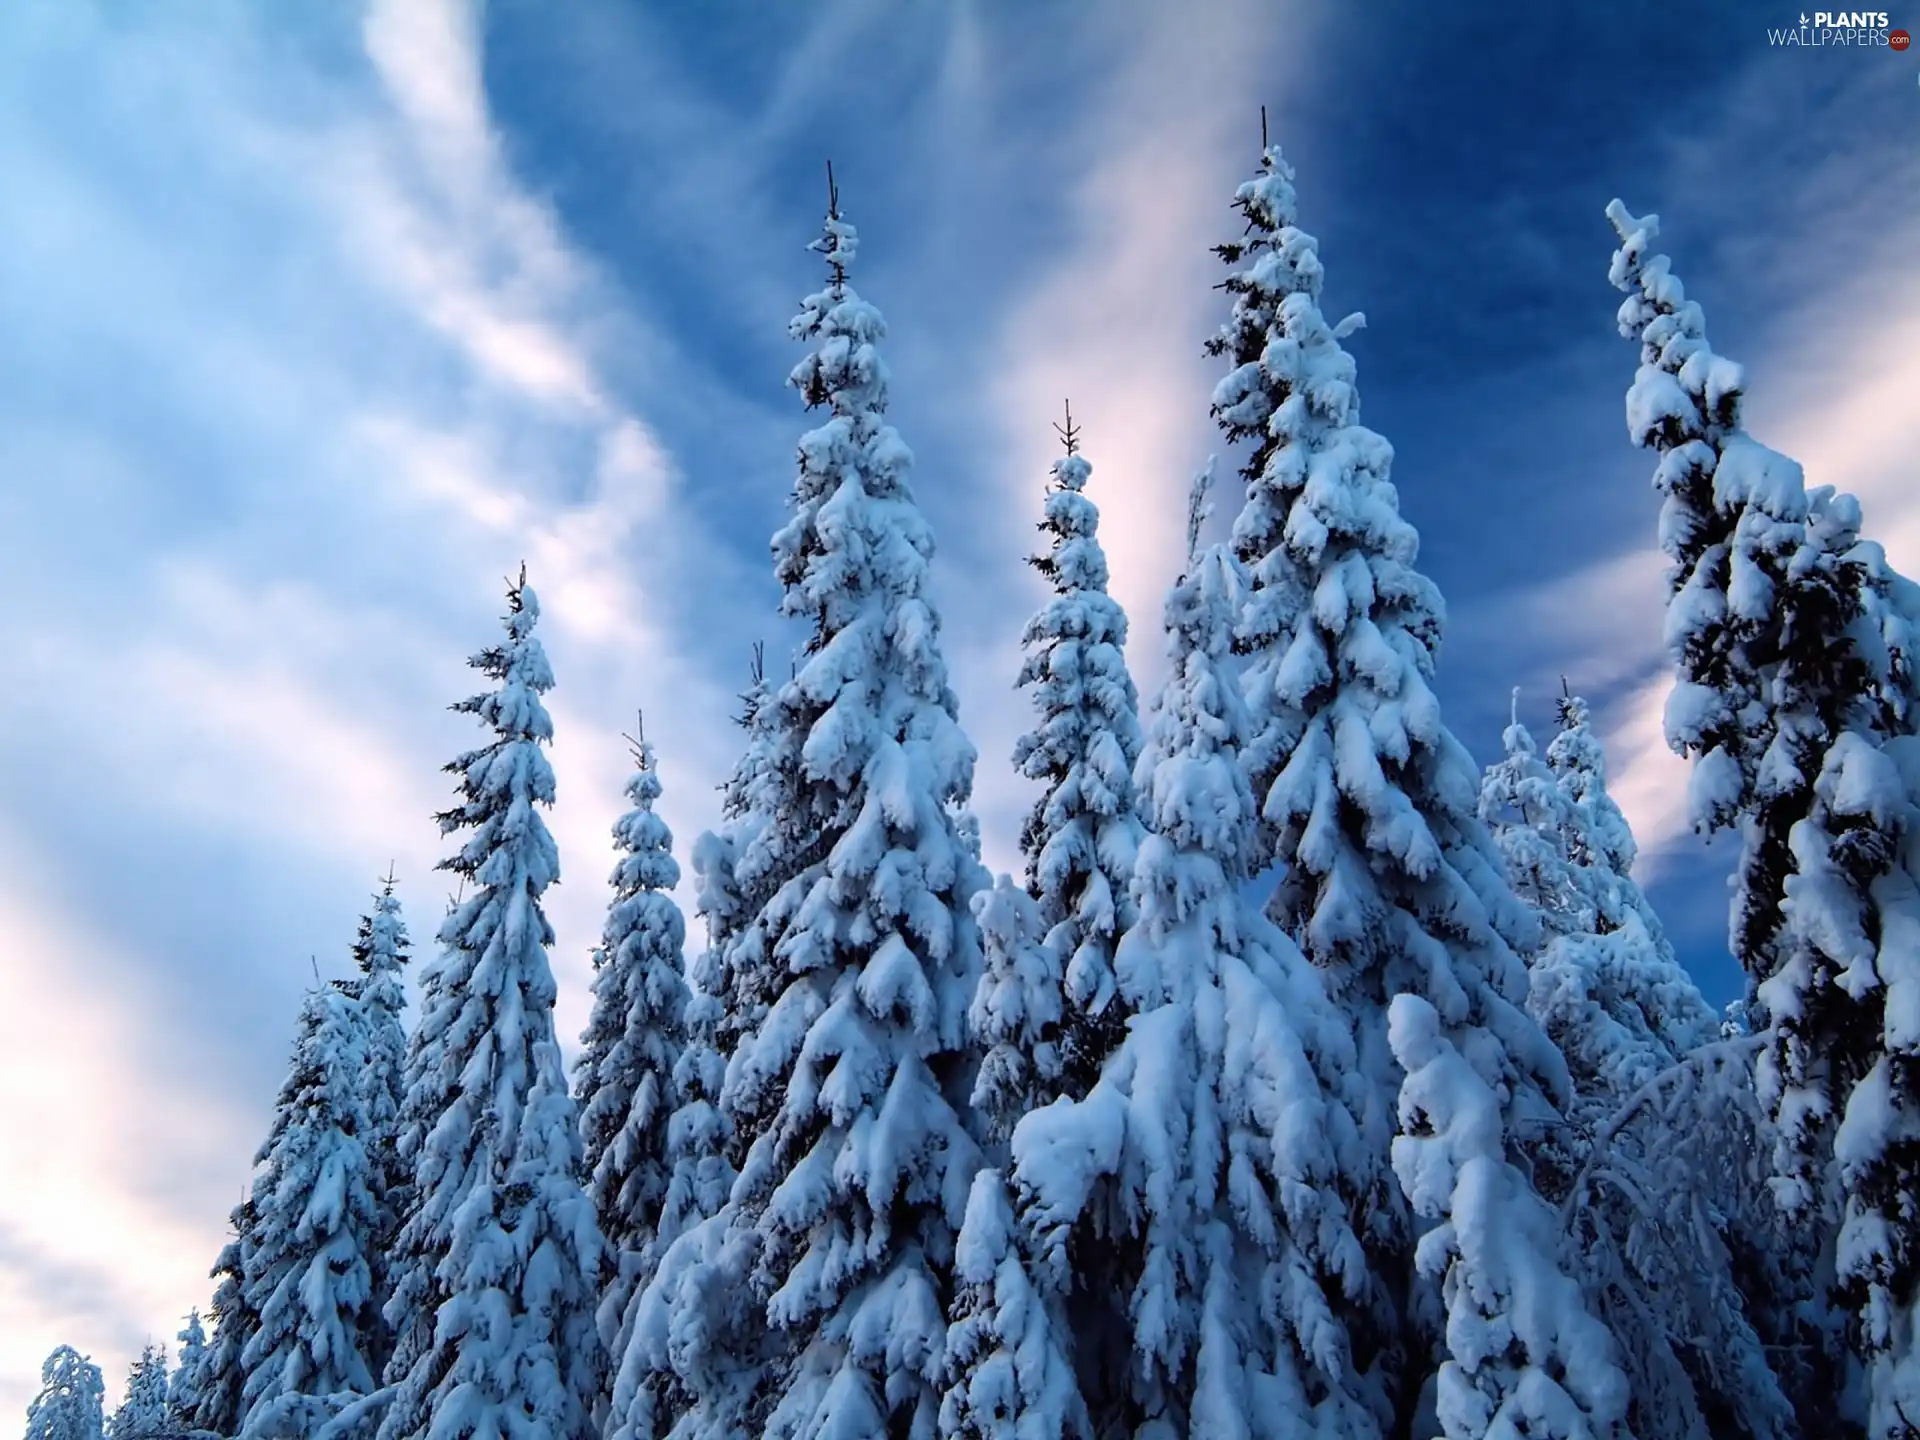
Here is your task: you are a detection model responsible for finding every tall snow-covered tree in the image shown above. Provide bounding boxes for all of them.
[26,1347,106,1440]
[238,984,381,1430]
[1608,202,1920,1433]
[576,722,689,1416]
[108,1347,169,1440]
[1208,142,1627,1433]
[376,570,604,1440]
[677,180,988,1439]
[609,654,779,1440]
[1015,484,1381,1438]
[1010,409,1146,1098]
[193,1198,262,1436]
[348,872,410,1289]
[167,1312,208,1432]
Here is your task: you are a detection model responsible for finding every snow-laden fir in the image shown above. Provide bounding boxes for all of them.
[575,727,690,1420]
[1479,690,1789,1438]
[1009,424,1147,1100]
[636,186,990,1440]
[1208,144,1632,1437]
[375,572,604,1440]
[345,874,410,1387]
[237,985,382,1432]
[1609,200,1920,1437]
[25,1351,105,1440]
[1015,472,1382,1437]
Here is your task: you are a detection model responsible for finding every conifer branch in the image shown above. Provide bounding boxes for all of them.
[379,861,398,895]
[750,639,766,688]
[506,561,528,613]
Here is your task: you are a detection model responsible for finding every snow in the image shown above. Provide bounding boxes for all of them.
[27,1348,107,1440]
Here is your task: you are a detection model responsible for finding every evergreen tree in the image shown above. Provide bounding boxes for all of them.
[26,1347,107,1440]
[939,1170,1087,1440]
[1010,408,1146,1098]
[376,569,604,1440]
[1016,482,1380,1438]
[1481,692,1787,1437]
[193,1199,261,1437]
[238,984,381,1429]
[108,1347,169,1440]
[609,655,778,1440]
[1608,202,1920,1432]
[1209,142,1628,1433]
[348,868,410,1380]
[167,1312,208,1432]
[1478,693,1719,1121]
[576,720,689,1417]
[684,178,990,1438]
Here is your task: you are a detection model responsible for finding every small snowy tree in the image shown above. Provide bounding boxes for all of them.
[193,1198,261,1436]
[167,1312,208,1432]
[349,868,410,1379]
[1015,488,1381,1438]
[575,720,689,1416]
[687,179,989,1438]
[26,1347,106,1440]
[1010,407,1146,1098]
[376,569,604,1440]
[108,1348,169,1440]
[608,657,777,1440]
[238,984,381,1429]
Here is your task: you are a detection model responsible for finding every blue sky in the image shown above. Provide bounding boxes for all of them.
[3,0,1917,1416]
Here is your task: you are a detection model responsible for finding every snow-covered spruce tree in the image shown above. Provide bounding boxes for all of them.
[1388,995,1631,1438]
[1481,692,1788,1438]
[108,1347,169,1440]
[237,983,381,1430]
[193,1198,262,1436]
[1010,407,1146,1100]
[1014,476,1379,1438]
[691,178,989,1438]
[348,868,410,1378]
[27,1347,107,1440]
[1208,143,1629,1434]
[609,654,778,1440]
[575,721,689,1416]
[1608,203,1920,1432]
[1479,692,1719,1123]
[376,569,603,1440]
[167,1312,208,1432]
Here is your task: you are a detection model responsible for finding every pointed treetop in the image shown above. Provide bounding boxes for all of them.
[621,709,654,773]
[505,560,529,614]
[380,861,398,896]
[816,159,853,288]
[1054,399,1081,458]
[1260,102,1269,152]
